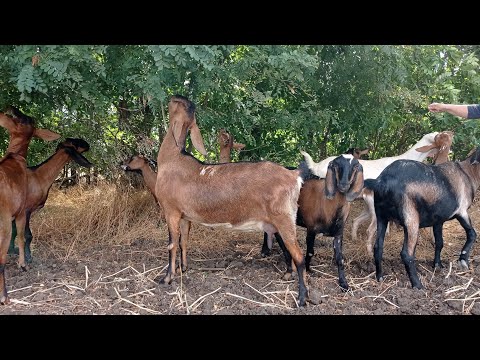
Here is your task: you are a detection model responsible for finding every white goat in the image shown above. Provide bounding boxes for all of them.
[154,95,309,307]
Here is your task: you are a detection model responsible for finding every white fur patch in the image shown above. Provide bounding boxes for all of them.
[199,220,270,232]
[342,154,354,163]
[200,166,215,176]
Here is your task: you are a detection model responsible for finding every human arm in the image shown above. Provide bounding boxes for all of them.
[428,102,480,119]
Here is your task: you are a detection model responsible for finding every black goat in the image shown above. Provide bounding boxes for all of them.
[367,147,480,289]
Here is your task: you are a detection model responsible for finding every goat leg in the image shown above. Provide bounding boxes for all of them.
[432,223,444,269]
[7,220,18,255]
[333,234,348,291]
[24,213,33,264]
[374,218,388,283]
[15,213,28,271]
[456,215,477,270]
[400,226,423,289]
[261,232,272,258]
[160,217,181,284]
[275,221,308,307]
[177,219,191,273]
[304,230,316,272]
[272,232,293,280]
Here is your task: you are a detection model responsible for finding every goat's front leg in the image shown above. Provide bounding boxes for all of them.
[432,223,444,269]
[178,219,191,273]
[160,215,181,284]
[305,230,316,272]
[333,234,348,291]
[456,214,477,270]
[15,213,28,271]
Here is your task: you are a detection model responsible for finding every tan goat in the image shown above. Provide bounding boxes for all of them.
[0,107,60,304]
[218,128,245,163]
[154,95,309,306]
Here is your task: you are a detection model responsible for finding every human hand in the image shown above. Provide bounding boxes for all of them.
[428,103,445,113]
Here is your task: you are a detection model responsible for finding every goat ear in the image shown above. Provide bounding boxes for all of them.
[233,142,245,150]
[190,122,208,156]
[415,144,436,153]
[325,163,337,199]
[66,148,93,168]
[346,165,364,202]
[33,128,61,142]
[0,113,15,131]
[470,148,480,165]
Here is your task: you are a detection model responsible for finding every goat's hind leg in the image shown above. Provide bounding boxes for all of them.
[275,220,308,307]
[374,217,388,283]
[7,220,18,255]
[272,232,293,280]
[261,232,273,257]
[400,223,423,289]
[24,213,33,264]
[456,214,477,270]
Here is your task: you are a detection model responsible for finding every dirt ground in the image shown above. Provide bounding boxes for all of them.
[1,195,480,315]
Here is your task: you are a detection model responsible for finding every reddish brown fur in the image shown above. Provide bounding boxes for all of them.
[14,139,91,263]
[218,129,245,164]
[0,109,60,304]
[155,96,308,306]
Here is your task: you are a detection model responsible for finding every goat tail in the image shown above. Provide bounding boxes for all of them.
[300,150,316,171]
[297,160,318,182]
[364,178,378,191]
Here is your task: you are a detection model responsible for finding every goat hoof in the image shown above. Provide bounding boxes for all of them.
[339,281,349,292]
[159,274,173,285]
[26,256,33,264]
[261,250,271,258]
[176,265,188,273]
[282,272,293,281]
[20,265,27,272]
[458,259,469,270]
[297,289,308,307]
[376,275,384,283]
[412,283,424,290]
[433,261,444,269]
[0,295,9,305]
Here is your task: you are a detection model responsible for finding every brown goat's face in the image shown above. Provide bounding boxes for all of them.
[169,95,207,156]
[218,129,231,148]
[123,155,149,171]
[434,131,454,152]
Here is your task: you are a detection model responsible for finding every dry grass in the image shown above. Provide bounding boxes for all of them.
[30,183,167,261]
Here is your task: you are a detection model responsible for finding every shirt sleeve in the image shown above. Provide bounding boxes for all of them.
[467,104,480,119]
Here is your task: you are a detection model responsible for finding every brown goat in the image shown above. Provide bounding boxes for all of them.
[9,138,92,263]
[121,155,192,254]
[154,95,309,306]
[264,155,364,290]
[0,107,60,304]
[218,129,245,163]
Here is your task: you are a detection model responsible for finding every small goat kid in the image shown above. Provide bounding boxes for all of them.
[9,138,92,263]
[0,107,60,304]
[155,95,309,306]
[367,146,480,289]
